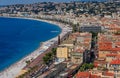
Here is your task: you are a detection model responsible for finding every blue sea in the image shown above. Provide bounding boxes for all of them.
[0,17,61,71]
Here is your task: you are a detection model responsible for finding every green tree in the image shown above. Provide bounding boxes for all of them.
[85,63,90,69]
[52,48,57,55]
[89,63,94,69]
[79,63,94,71]
[25,60,30,65]
[43,55,49,64]
[72,24,77,32]
[46,52,52,58]
[80,67,84,71]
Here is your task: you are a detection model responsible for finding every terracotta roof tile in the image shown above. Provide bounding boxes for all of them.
[76,72,91,78]
[110,59,120,65]
[91,75,101,78]
[116,55,120,59]
[94,62,98,67]
[98,42,112,51]
[103,72,114,76]
[106,54,117,57]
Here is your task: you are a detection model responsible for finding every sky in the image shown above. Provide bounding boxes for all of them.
[0,0,106,5]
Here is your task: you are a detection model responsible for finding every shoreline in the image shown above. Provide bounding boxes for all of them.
[0,16,72,78]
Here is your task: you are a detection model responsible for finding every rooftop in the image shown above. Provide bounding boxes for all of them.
[106,54,117,57]
[98,33,120,51]
[103,71,114,76]
[91,75,101,78]
[110,59,120,65]
[76,72,91,78]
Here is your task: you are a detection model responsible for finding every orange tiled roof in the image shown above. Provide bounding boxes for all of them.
[103,72,114,76]
[115,42,120,46]
[110,59,120,65]
[98,42,120,51]
[94,62,98,67]
[106,54,117,57]
[84,38,91,43]
[116,55,120,59]
[76,72,91,78]
[91,75,101,78]
[98,42,112,51]
[112,48,120,51]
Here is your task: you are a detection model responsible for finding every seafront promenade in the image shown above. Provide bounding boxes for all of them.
[0,17,72,78]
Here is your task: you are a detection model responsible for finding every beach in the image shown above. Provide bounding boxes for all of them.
[0,16,72,78]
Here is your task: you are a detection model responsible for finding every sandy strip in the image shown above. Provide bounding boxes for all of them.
[0,16,72,78]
